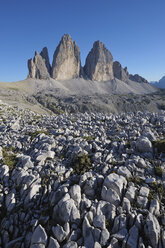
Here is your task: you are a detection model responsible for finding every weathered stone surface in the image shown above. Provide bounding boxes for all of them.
[0,105,165,247]
[47,237,60,248]
[129,74,148,83]
[28,51,50,79]
[84,40,114,81]
[113,61,129,82]
[144,213,160,247]
[52,34,81,80]
[93,215,105,229]
[126,225,139,248]
[83,217,95,248]
[40,47,51,75]
[136,136,152,153]
[30,225,47,247]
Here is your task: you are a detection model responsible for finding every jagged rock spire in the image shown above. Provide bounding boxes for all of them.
[113,61,129,82]
[84,41,114,81]
[40,47,51,75]
[28,50,50,80]
[51,34,81,80]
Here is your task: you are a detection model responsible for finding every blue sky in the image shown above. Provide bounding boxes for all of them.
[0,0,165,82]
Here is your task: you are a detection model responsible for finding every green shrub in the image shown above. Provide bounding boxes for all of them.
[127,175,142,185]
[2,148,18,171]
[71,153,92,175]
[152,140,165,153]
[25,130,50,140]
[154,166,163,177]
[82,135,95,142]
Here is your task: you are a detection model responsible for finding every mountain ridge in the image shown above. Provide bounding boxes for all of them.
[150,75,165,88]
[27,34,149,85]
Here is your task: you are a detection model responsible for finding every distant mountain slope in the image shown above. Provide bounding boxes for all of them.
[0,77,157,96]
[150,75,165,88]
[0,78,160,114]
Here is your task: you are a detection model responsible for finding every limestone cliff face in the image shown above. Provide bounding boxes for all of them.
[113,61,129,82]
[40,47,51,75]
[84,41,114,81]
[51,34,81,80]
[28,50,50,80]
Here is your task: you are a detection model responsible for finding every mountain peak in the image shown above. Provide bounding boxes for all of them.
[84,41,114,81]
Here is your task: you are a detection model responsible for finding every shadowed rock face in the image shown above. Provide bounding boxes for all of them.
[84,41,114,81]
[28,51,50,80]
[113,61,129,82]
[129,74,148,84]
[27,34,149,84]
[40,47,51,75]
[51,34,81,80]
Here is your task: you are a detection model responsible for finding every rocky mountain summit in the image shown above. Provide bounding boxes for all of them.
[28,48,51,80]
[52,34,81,80]
[84,41,114,81]
[0,102,165,247]
[27,34,148,84]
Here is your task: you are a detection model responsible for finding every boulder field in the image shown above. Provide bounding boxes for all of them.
[0,102,165,247]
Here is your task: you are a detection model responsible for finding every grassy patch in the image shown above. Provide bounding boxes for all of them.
[148,182,164,202]
[154,166,163,177]
[82,135,95,142]
[2,147,18,171]
[152,140,165,153]
[71,153,92,175]
[127,175,142,185]
[25,130,50,140]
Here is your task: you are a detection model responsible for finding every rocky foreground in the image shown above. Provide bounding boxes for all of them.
[0,102,165,248]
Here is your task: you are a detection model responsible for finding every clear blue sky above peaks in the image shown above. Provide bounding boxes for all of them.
[0,0,165,82]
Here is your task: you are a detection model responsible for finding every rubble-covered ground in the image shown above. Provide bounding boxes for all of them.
[0,102,165,248]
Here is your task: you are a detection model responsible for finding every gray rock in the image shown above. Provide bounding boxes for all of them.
[96,200,116,221]
[53,195,80,223]
[137,196,148,209]
[139,187,150,197]
[113,61,129,82]
[122,197,131,213]
[6,237,23,248]
[30,225,47,247]
[107,237,119,248]
[52,224,68,243]
[84,40,114,81]
[83,177,97,198]
[144,213,160,247]
[126,225,139,248]
[103,173,127,196]
[40,47,51,75]
[69,185,81,206]
[47,237,60,248]
[83,217,95,248]
[52,34,81,80]
[117,166,132,178]
[24,183,41,205]
[5,191,16,212]
[101,186,120,206]
[136,136,152,153]
[149,199,160,216]
[100,228,110,246]
[93,215,106,229]
[129,74,148,84]
[0,165,9,179]
[63,241,78,248]
[28,51,50,79]
[137,158,147,168]
[94,242,102,248]
[162,230,165,248]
